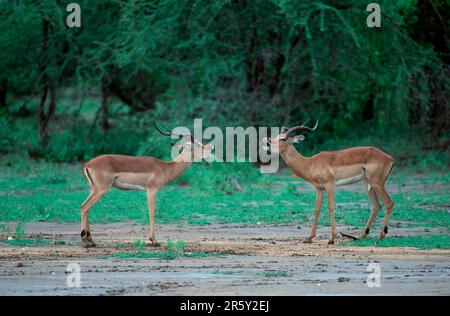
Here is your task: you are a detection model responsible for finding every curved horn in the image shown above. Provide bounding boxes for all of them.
[154,121,172,136]
[154,122,194,142]
[284,120,319,135]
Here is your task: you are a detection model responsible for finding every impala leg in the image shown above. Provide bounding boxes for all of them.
[304,189,324,243]
[80,189,107,247]
[373,184,394,239]
[326,186,337,244]
[360,188,381,239]
[147,189,160,247]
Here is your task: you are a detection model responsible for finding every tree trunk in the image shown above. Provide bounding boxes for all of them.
[101,81,110,131]
[269,54,285,97]
[38,18,56,146]
[0,78,7,109]
[39,85,56,146]
[245,14,258,93]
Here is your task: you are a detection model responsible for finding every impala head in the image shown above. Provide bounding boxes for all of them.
[154,122,214,160]
[263,120,319,154]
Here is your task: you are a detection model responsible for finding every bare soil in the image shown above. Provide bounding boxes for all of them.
[0,222,449,295]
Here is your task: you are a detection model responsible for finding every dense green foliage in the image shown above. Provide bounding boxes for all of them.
[0,1,448,164]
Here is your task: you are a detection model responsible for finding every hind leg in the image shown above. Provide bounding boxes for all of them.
[359,187,381,239]
[372,184,394,239]
[364,162,394,240]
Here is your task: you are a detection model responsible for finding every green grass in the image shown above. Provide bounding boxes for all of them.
[114,250,212,260]
[0,238,52,247]
[112,239,218,260]
[211,269,245,275]
[0,222,60,247]
[258,271,290,278]
[0,158,449,250]
[343,235,450,250]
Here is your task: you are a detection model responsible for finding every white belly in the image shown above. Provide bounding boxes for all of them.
[112,173,148,191]
[335,172,366,186]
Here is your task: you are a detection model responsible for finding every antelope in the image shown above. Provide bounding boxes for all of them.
[79,123,214,248]
[263,121,395,244]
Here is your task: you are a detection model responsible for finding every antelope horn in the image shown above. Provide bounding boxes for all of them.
[284,120,319,135]
[154,122,194,142]
[154,121,172,136]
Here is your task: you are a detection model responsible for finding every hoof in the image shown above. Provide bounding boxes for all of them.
[379,226,388,240]
[303,238,313,244]
[358,234,367,240]
[327,239,335,245]
[149,241,161,247]
[82,240,96,248]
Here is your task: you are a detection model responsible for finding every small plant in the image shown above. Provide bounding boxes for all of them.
[0,224,11,238]
[166,239,186,255]
[0,222,54,247]
[2,238,52,247]
[133,240,146,253]
[15,222,25,239]
[258,271,290,278]
[212,269,245,275]
[113,239,217,260]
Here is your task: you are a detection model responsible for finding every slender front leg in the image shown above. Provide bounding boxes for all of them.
[80,189,107,248]
[326,186,337,244]
[147,189,160,247]
[304,189,324,243]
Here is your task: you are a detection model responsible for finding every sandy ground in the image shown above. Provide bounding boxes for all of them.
[0,222,449,296]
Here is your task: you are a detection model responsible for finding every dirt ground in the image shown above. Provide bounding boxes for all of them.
[0,222,449,296]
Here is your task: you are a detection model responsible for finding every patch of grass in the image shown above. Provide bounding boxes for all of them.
[14,222,25,239]
[0,238,52,247]
[0,223,12,237]
[114,250,212,260]
[113,239,216,260]
[258,271,290,278]
[0,222,66,247]
[133,239,146,252]
[211,269,245,275]
[342,235,450,250]
[166,239,186,254]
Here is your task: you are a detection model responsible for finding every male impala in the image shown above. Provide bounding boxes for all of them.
[263,121,394,244]
[80,123,213,247]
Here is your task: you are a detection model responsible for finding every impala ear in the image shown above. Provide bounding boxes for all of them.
[290,134,305,143]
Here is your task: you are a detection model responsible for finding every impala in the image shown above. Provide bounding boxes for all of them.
[80,123,214,247]
[263,121,394,244]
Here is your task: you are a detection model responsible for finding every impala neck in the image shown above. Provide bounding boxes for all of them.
[164,150,194,184]
[280,145,310,179]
